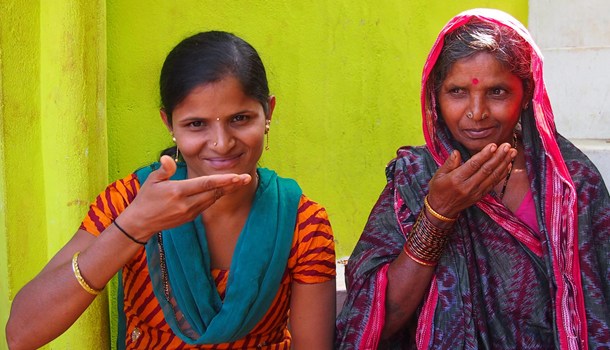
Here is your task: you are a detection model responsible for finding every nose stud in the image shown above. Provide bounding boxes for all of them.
[213,142,217,147]
[466,112,489,120]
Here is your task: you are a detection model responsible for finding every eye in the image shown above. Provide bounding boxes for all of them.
[188,120,205,128]
[445,87,466,97]
[231,114,249,123]
[490,87,507,96]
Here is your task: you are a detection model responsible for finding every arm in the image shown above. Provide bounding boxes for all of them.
[381,143,517,339]
[289,279,336,350]
[6,228,144,350]
[6,156,252,349]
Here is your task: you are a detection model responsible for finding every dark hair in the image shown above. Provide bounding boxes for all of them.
[159,31,270,159]
[431,19,533,99]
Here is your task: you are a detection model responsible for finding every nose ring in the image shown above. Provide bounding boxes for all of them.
[482,113,489,120]
[466,112,473,119]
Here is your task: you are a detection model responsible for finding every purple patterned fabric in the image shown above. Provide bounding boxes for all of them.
[336,8,610,350]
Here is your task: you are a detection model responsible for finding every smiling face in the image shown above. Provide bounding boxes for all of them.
[162,75,273,179]
[438,52,525,155]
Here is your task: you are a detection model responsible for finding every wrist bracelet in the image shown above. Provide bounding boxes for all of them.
[424,195,457,222]
[403,210,453,266]
[114,220,147,245]
[72,251,102,295]
[403,243,437,267]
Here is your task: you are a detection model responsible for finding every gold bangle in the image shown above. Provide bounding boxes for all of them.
[424,195,457,222]
[72,251,102,295]
[403,244,437,267]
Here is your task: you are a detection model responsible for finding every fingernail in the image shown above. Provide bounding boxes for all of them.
[490,144,497,152]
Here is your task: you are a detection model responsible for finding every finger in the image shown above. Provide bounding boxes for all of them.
[437,150,462,175]
[179,173,252,196]
[465,143,514,191]
[148,155,177,183]
[180,180,251,215]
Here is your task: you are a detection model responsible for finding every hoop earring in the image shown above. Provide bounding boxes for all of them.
[172,135,180,162]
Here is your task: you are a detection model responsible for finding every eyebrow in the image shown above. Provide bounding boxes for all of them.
[179,109,258,122]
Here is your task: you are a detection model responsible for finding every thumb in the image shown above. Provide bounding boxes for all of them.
[438,150,461,174]
[151,155,177,182]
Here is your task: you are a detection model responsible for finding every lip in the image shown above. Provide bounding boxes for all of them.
[202,153,243,170]
[462,126,496,140]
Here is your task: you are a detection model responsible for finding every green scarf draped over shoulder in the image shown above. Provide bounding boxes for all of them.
[117,163,301,347]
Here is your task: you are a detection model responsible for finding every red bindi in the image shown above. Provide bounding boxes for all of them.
[472,78,479,85]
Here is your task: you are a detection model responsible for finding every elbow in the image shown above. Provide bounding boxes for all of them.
[6,317,25,350]
[6,309,38,350]
[6,319,21,350]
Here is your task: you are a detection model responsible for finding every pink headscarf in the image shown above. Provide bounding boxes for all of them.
[419,8,586,350]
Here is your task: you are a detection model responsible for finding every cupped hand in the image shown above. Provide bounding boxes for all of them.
[117,155,252,241]
[427,143,517,219]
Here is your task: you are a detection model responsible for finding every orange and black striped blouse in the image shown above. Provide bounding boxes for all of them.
[80,172,336,349]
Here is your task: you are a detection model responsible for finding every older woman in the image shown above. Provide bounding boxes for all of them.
[7,31,336,350]
[336,8,610,349]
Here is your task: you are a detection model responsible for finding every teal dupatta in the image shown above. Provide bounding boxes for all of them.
[117,163,301,347]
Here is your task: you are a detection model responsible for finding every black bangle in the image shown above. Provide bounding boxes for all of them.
[113,220,147,245]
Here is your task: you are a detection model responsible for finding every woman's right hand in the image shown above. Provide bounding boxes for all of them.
[117,155,252,242]
[427,142,517,219]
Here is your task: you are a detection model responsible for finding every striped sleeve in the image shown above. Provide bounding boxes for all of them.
[289,195,336,284]
[79,173,140,236]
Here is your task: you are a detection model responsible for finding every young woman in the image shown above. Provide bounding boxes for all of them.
[7,31,336,350]
[336,8,610,349]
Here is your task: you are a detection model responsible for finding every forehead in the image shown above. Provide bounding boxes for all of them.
[173,76,261,116]
[443,52,518,85]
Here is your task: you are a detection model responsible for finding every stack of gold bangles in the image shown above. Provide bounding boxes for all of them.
[403,195,457,266]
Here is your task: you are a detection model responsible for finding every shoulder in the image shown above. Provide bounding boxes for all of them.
[79,171,142,236]
[386,145,436,180]
[288,194,336,283]
[92,172,142,209]
[294,194,332,238]
[383,146,437,204]
[557,136,608,192]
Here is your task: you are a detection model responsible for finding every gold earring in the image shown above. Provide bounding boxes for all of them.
[265,121,270,151]
[172,135,180,162]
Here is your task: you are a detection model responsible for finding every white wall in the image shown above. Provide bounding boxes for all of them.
[528,0,610,189]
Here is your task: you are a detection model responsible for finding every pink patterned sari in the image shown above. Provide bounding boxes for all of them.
[336,8,610,350]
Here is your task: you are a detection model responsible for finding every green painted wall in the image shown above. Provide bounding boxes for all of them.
[0,0,109,349]
[1,1,527,348]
